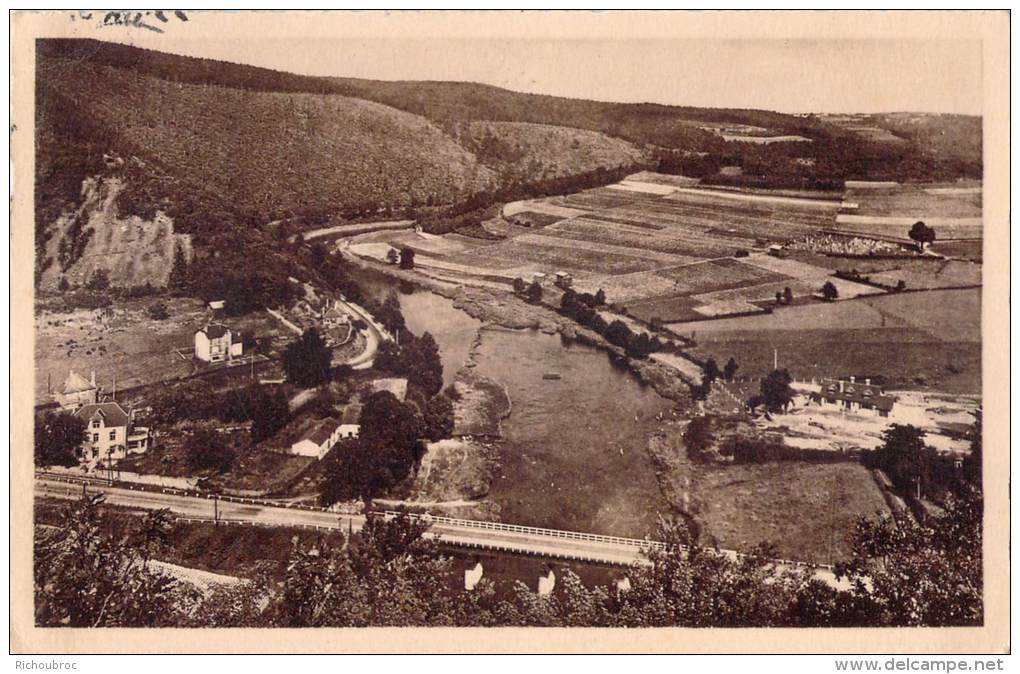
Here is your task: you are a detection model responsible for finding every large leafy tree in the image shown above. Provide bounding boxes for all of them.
[759,368,795,412]
[34,497,193,627]
[282,328,332,388]
[833,493,982,626]
[34,411,86,467]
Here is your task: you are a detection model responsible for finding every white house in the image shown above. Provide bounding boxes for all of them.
[290,418,343,460]
[321,302,350,329]
[54,370,99,410]
[74,402,151,464]
[194,323,243,363]
[339,403,362,440]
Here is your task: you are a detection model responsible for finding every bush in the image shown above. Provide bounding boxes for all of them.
[146,302,169,320]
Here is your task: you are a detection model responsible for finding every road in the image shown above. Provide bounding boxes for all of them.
[334,298,388,370]
[35,477,846,587]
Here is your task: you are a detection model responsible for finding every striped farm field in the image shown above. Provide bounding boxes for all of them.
[655,258,790,296]
[544,219,739,258]
[448,237,666,274]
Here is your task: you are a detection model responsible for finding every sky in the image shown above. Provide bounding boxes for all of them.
[91,17,983,115]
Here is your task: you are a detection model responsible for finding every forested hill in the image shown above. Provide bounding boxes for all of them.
[34,38,981,305]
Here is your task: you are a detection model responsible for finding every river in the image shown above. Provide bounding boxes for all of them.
[351,265,674,537]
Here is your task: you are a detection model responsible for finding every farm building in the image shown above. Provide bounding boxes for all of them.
[74,401,151,463]
[339,403,362,440]
[809,377,896,417]
[290,417,343,460]
[554,271,573,289]
[532,272,547,284]
[54,370,99,410]
[321,301,351,329]
[194,323,244,363]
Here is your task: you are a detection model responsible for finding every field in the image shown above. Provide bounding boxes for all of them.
[690,462,890,564]
[832,183,983,242]
[353,174,981,351]
[34,296,288,403]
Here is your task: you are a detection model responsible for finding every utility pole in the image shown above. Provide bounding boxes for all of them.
[774,348,778,370]
[214,496,219,522]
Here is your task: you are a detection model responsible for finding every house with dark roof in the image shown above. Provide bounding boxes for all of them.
[809,377,896,417]
[290,417,342,459]
[74,402,151,463]
[54,370,99,410]
[194,323,243,363]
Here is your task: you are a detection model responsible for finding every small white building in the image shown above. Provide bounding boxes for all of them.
[554,271,573,289]
[54,370,99,410]
[290,418,343,460]
[321,302,351,329]
[194,323,243,363]
[532,272,547,284]
[339,403,362,440]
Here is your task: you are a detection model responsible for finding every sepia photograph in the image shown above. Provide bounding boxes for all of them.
[8,9,1010,656]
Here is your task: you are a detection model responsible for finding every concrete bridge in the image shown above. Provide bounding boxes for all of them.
[34,473,844,588]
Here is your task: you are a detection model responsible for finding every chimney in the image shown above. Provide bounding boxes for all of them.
[849,376,855,384]
[865,378,871,386]
[839,380,844,393]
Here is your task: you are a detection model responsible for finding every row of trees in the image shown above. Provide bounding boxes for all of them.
[557,288,666,360]
[863,420,981,501]
[35,489,984,627]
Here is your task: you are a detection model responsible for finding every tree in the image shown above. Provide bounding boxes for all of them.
[834,493,982,626]
[526,280,543,304]
[309,241,328,267]
[57,277,70,291]
[704,358,721,382]
[512,277,526,295]
[377,292,406,336]
[594,288,606,306]
[865,424,937,497]
[35,411,86,467]
[775,291,783,305]
[760,369,795,412]
[86,269,110,291]
[146,302,169,320]
[821,280,838,301]
[34,497,190,627]
[723,357,739,381]
[783,287,794,304]
[399,246,416,269]
[423,393,455,442]
[185,428,236,473]
[282,329,332,388]
[248,386,291,443]
[605,320,631,349]
[406,332,444,398]
[908,221,936,252]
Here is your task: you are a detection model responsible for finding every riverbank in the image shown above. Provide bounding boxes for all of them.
[343,253,698,405]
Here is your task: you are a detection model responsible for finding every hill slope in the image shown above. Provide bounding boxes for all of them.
[37,57,496,232]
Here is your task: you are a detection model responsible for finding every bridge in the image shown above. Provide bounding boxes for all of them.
[34,473,844,588]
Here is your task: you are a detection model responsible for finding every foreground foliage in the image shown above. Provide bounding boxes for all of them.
[35,490,982,628]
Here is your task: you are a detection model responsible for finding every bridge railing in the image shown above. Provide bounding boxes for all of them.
[381,510,668,552]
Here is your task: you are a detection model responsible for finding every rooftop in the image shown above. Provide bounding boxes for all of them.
[62,370,96,394]
[74,402,130,428]
[297,418,340,447]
